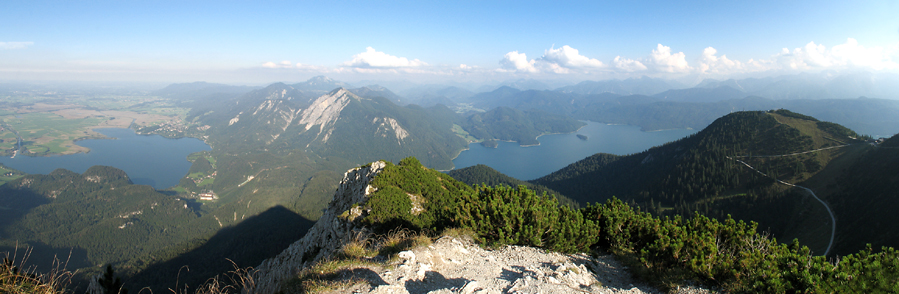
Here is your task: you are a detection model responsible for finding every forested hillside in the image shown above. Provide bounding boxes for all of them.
[274,158,899,293]
[0,167,200,276]
[447,164,578,208]
[460,107,585,146]
[533,110,877,255]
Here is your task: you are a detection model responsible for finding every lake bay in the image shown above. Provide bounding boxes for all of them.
[451,121,697,180]
[0,128,211,189]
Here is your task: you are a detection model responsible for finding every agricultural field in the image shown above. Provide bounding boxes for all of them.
[0,93,194,156]
[0,164,24,186]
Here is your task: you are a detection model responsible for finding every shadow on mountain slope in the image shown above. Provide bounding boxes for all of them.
[126,205,315,292]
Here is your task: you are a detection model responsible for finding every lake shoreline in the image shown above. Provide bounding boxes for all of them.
[451,121,696,181]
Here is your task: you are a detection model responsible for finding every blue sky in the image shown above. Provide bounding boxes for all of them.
[2,0,898,85]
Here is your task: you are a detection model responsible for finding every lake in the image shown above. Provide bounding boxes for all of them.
[451,121,697,180]
[0,128,211,189]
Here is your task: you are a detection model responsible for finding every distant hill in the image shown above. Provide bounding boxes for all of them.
[446,164,578,208]
[349,85,404,105]
[533,110,883,255]
[151,81,259,100]
[396,86,475,107]
[466,86,522,108]
[291,75,353,92]
[651,85,745,103]
[460,107,585,146]
[696,71,899,100]
[554,76,678,96]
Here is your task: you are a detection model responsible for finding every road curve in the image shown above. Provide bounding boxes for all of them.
[728,157,836,256]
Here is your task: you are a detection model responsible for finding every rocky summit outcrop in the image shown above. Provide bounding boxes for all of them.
[341,235,663,294]
[247,161,712,293]
[249,161,387,293]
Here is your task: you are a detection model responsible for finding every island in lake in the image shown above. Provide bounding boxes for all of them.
[577,134,588,140]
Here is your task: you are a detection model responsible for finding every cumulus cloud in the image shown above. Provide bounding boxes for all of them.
[498,45,606,74]
[648,44,691,73]
[612,56,647,72]
[262,60,294,68]
[769,38,898,71]
[498,51,537,73]
[541,45,604,68]
[342,47,426,68]
[698,47,742,74]
[0,42,33,49]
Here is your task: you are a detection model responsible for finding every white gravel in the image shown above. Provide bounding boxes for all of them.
[318,236,715,294]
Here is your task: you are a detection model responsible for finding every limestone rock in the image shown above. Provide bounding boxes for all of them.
[248,161,387,293]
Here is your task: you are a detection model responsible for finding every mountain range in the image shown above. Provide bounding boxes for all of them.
[2,73,899,292]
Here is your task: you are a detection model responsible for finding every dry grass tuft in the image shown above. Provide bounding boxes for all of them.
[161,259,258,294]
[281,228,438,293]
[1,245,75,294]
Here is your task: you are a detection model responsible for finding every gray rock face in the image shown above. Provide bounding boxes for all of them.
[248,161,387,293]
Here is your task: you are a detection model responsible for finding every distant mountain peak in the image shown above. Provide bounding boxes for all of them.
[306,75,337,85]
[293,76,352,92]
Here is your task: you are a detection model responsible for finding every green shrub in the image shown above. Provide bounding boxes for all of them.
[361,158,899,293]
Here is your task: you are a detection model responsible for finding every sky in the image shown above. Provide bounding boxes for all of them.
[2,0,899,85]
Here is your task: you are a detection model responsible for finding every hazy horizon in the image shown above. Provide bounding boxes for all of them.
[3,1,899,85]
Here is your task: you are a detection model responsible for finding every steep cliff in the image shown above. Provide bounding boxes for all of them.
[250,161,387,293]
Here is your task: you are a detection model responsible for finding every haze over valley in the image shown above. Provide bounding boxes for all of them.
[3,1,899,293]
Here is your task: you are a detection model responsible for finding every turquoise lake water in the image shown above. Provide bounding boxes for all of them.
[451,121,697,180]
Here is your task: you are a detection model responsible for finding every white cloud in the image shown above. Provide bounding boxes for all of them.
[262,60,294,68]
[698,47,742,74]
[342,47,426,68]
[541,45,604,68]
[648,44,691,73]
[612,56,647,72]
[0,42,33,49]
[498,51,537,73]
[769,38,899,71]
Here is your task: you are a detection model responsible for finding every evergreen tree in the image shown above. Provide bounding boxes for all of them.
[98,264,127,294]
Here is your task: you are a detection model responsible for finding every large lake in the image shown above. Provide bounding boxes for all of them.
[0,128,210,189]
[451,121,697,180]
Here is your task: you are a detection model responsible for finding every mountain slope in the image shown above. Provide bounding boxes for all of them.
[460,107,585,146]
[0,166,200,275]
[554,76,678,95]
[533,110,870,254]
[447,164,578,208]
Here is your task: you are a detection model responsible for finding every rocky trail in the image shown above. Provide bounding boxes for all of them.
[321,236,711,294]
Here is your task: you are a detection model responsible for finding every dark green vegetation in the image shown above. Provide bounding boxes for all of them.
[97,265,128,294]
[2,79,595,292]
[4,75,899,293]
[353,157,899,293]
[447,164,578,208]
[533,110,899,257]
[460,107,584,146]
[809,132,899,255]
[0,166,315,291]
[0,166,197,284]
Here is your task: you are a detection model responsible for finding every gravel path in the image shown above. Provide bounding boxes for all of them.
[322,236,713,294]
[729,156,836,256]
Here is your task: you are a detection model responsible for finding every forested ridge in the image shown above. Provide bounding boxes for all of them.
[446,164,579,208]
[532,110,897,256]
[339,157,899,292]
[5,77,898,293]
[460,107,585,146]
